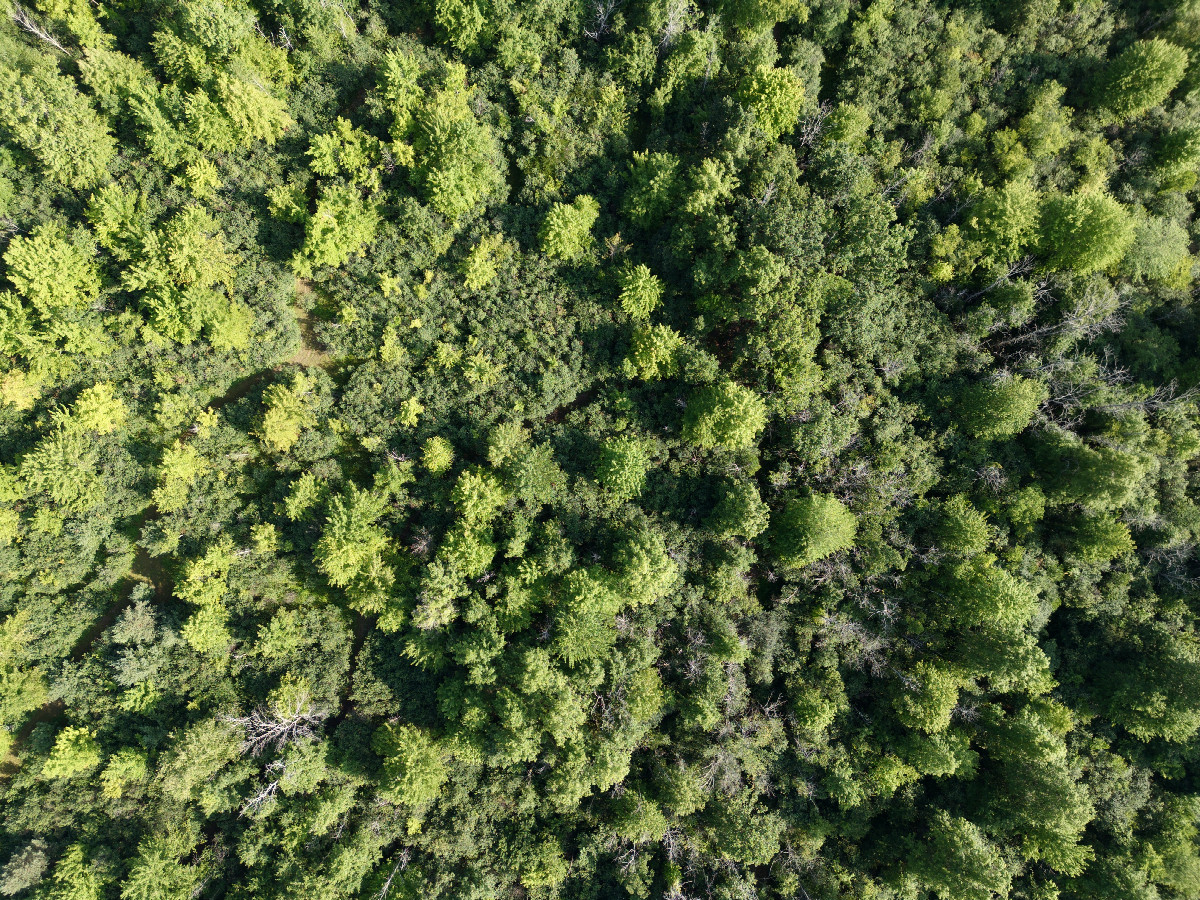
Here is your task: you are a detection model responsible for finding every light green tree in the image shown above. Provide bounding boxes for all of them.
[1039,192,1136,274]
[626,324,682,380]
[770,493,857,568]
[43,726,103,778]
[738,65,805,140]
[372,723,448,806]
[257,374,318,453]
[894,661,961,734]
[682,381,767,450]
[912,811,1013,900]
[618,265,664,320]
[292,185,379,276]
[623,151,680,227]
[1096,38,1189,122]
[596,436,653,500]
[540,195,600,260]
[709,479,770,540]
[316,487,390,589]
[0,66,115,189]
[958,375,1046,439]
[152,441,207,513]
[423,436,455,474]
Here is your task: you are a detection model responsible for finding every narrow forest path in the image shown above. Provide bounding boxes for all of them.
[288,278,332,368]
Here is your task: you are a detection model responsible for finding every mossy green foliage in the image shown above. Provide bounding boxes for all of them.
[0,3,1198,899]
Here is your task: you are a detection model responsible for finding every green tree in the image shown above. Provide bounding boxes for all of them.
[292,185,379,276]
[738,65,805,140]
[618,265,664,320]
[623,151,680,227]
[966,179,1040,266]
[373,723,448,806]
[1039,192,1136,274]
[958,376,1046,439]
[257,374,318,453]
[152,441,207,512]
[894,661,961,734]
[935,494,992,555]
[423,436,455,474]
[708,479,770,540]
[43,726,103,778]
[626,324,683,380]
[410,65,505,222]
[596,436,653,499]
[770,493,857,568]
[540,195,599,261]
[911,811,1013,900]
[0,66,115,188]
[435,0,488,52]
[1095,38,1189,122]
[316,487,390,590]
[554,569,621,666]
[682,381,767,450]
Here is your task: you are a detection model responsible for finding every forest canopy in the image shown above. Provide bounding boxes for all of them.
[0,0,1199,899]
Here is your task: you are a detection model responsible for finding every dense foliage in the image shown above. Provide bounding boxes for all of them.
[0,0,1198,898]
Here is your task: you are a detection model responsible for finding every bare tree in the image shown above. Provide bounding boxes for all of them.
[225,691,328,756]
[584,0,620,40]
[659,0,694,50]
[10,3,67,52]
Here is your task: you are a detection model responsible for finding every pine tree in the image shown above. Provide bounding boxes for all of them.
[0,66,115,189]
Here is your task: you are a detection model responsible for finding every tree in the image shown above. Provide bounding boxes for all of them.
[1095,39,1188,122]
[935,495,991,555]
[63,383,127,435]
[626,324,683,380]
[43,726,103,778]
[596,436,653,499]
[373,723,447,806]
[770,493,857,568]
[423,436,455,474]
[316,487,390,589]
[4,225,100,316]
[738,66,805,140]
[21,426,104,512]
[554,569,620,666]
[894,661,961,734]
[618,265,664,320]
[540,196,599,260]
[152,441,206,512]
[708,479,770,540]
[966,179,1040,266]
[682,381,767,450]
[215,74,293,146]
[612,527,678,606]
[1039,192,1136,273]
[958,376,1046,439]
[258,374,318,453]
[292,185,379,276]
[435,0,488,52]
[0,66,115,188]
[911,811,1013,900]
[121,833,204,900]
[462,233,507,290]
[122,205,245,346]
[942,555,1038,629]
[623,151,680,227]
[452,468,507,523]
[409,65,505,222]
[0,840,48,896]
